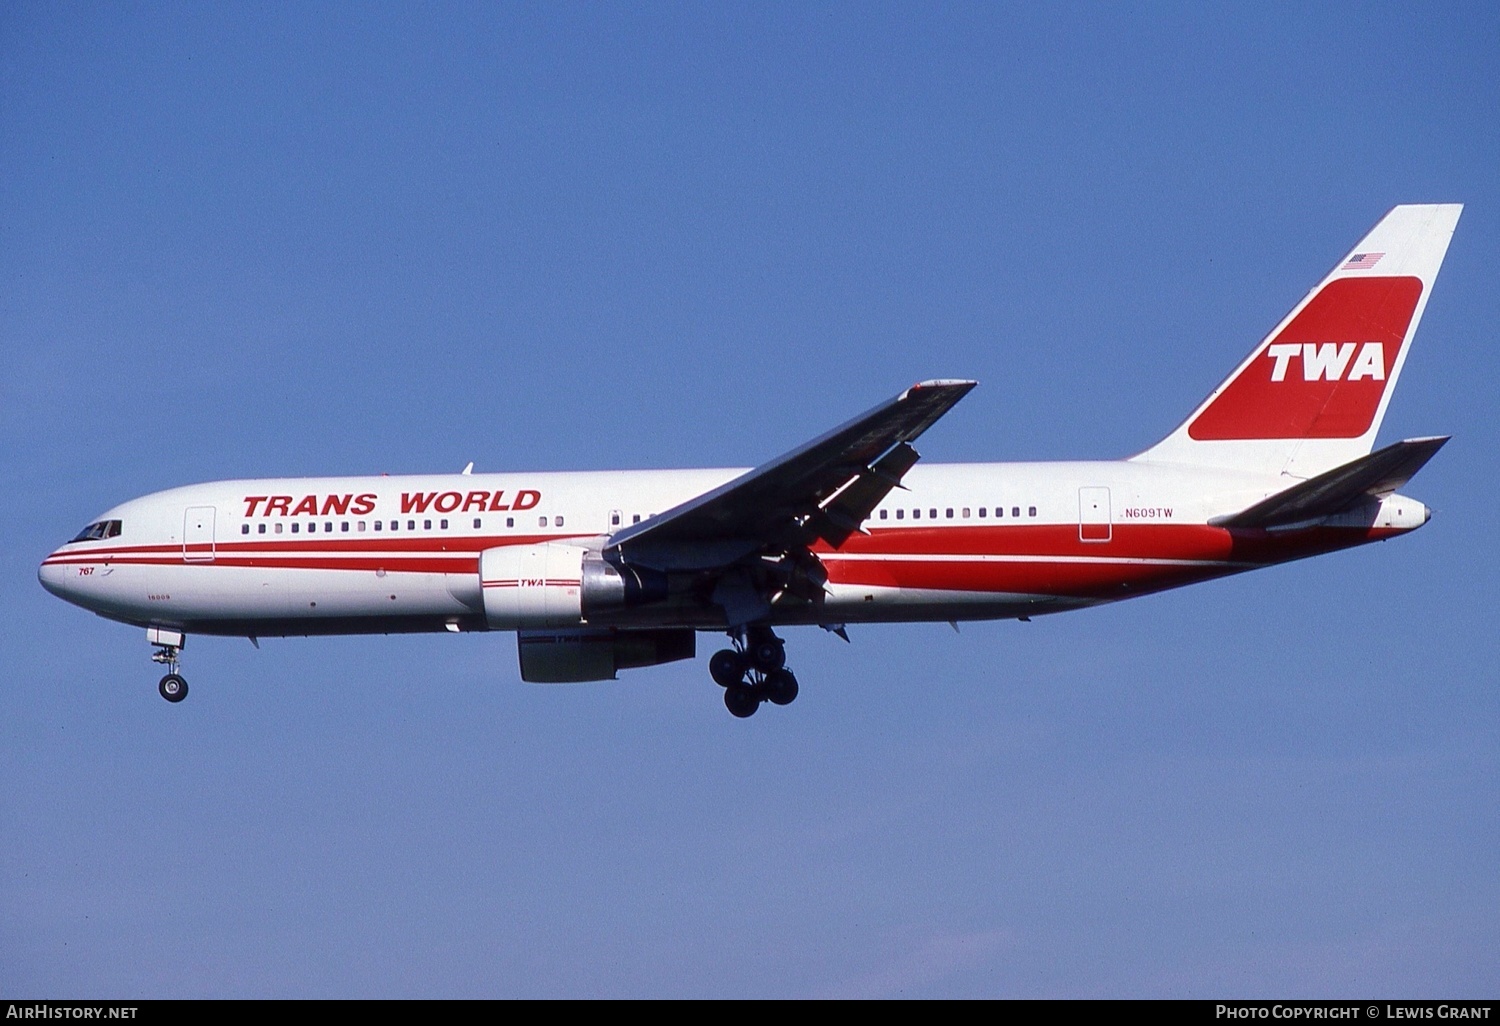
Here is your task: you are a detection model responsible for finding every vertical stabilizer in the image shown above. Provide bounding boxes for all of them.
[1133,204,1461,478]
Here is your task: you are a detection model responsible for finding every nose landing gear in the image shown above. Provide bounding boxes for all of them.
[711,626,798,718]
[158,672,188,702]
[149,627,188,703]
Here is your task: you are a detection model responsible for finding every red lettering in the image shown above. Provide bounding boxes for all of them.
[321,494,352,516]
[243,496,268,517]
[434,491,462,513]
[463,491,490,513]
[267,496,292,516]
[401,492,436,514]
[291,495,320,517]
[351,493,377,515]
[488,490,511,511]
[513,489,541,511]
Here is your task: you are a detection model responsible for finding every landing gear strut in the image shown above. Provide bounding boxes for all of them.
[711,625,798,718]
[149,627,188,703]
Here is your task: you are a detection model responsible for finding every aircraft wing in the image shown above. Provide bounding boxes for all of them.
[606,379,977,571]
[1212,436,1449,529]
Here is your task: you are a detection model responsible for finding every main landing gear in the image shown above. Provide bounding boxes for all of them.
[710,625,799,718]
[149,628,188,703]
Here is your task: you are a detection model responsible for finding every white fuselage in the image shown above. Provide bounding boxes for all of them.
[38,460,1428,638]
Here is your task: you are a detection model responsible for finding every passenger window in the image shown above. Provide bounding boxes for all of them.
[241,524,249,535]
[274,523,284,534]
[978,508,986,518]
[374,521,382,532]
[556,516,564,527]
[539,516,548,527]
[913,508,921,519]
[342,522,350,532]
[1012,507,1020,518]
[473,518,481,529]
[930,508,937,519]
[325,522,333,532]
[258,524,267,534]
[962,508,970,518]
[946,508,954,518]
[294,523,302,534]
[408,520,415,530]
[611,512,620,526]
[358,521,366,532]
[506,517,514,528]
[879,509,888,520]
[632,514,641,524]
[423,520,431,530]
[896,509,904,520]
[440,519,448,529]
[1028,506,1037,517]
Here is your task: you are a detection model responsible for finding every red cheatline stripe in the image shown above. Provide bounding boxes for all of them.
[823,552,1256,568]
[42,524,1398,583]
[45,555,480,574]
[39,534,579,564]
[40,533,576,566]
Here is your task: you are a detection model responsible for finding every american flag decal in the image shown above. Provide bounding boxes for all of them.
[1342,252,1385,270]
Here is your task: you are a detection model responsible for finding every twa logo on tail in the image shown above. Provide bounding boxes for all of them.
[1266,341,1385,382]
[1188,275,1422,440]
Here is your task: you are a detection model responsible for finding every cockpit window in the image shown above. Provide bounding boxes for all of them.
[69,520,122,543]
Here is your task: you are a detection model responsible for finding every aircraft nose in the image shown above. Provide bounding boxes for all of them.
[38,552,73,600]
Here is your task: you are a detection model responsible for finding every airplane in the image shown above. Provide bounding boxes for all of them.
[40,203,1461,717]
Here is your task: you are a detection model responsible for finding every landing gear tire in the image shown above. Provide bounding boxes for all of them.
[764,668,799,706]
[159,673,188,703]
[724,684,761,718]
[749,638,786,673]
[710,649,747,688]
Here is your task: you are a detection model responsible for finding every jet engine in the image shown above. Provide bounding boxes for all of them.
[479,542,667,629]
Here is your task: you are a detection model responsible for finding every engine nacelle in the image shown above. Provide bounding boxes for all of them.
[480,543,667,629]
[517,628,696,683]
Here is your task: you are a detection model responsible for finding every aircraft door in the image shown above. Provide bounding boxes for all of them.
[1078,487,1111,543]
[183,506,216,562]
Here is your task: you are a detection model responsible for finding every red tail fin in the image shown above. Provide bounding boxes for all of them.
[1134,204,1461,478]
[1187,275,1423,440]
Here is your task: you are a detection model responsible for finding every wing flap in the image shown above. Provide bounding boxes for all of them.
[809,440,921,547]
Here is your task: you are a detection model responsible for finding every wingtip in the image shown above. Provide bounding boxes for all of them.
[904,379,978,401]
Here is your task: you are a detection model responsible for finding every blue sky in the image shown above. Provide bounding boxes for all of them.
[3,2,1497,997]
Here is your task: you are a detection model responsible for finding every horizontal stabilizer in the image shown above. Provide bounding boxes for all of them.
[1212,436,1449,529]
